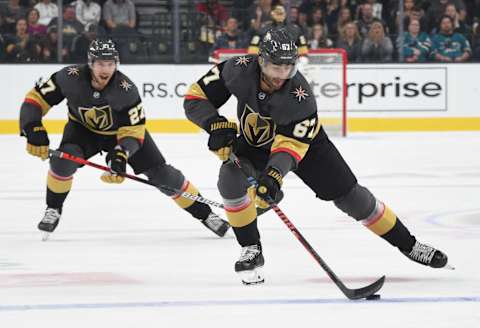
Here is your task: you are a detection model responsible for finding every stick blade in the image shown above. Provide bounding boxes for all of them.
[343,275,385,300]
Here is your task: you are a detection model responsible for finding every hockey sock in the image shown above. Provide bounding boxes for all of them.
[171,180,200,209]
[224,193,258,246]
[184,198,211,220]
[360,202,415,252]
[46,170,72,209]
[232,220,261,247]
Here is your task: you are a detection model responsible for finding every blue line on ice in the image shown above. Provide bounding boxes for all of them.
[1,296,479,311]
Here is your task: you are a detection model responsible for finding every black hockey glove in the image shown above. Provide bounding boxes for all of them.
[207,116,238,161]
[101,145,129,184]
[256,167,283,209]
[22,121,50,160]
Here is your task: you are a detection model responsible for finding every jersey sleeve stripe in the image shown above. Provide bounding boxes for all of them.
[25,89,51,115]
[185,83,208,100]
[271,147,302,162]
[271,134,310,162]
[117,125,146,142]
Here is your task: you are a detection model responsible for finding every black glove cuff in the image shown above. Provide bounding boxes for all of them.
[22,121,45,137]
[206,116,237,134]
[106,145,129,165]
[266,167,283,187]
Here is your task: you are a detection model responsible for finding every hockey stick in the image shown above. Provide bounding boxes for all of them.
[229,153,385,300]
[48,149,225,209]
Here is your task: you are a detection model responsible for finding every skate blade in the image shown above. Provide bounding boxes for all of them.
[444,264,455,270]
[238,267,265,285]
[41,232,51,242]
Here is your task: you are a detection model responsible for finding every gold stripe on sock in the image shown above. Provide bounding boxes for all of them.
[47,171,73,194]
[364,205,397,236]
[172,181,197,209]
[225,199,257,228]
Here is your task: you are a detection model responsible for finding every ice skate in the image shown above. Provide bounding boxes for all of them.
[202,212,230,237]
[402,241,453,269]
[235,243,265,285]
[38,207,61,241]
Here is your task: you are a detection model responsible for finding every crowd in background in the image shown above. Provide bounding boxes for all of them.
[1,0,480,63]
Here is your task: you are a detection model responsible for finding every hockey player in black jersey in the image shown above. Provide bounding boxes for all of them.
[20,39,230,240]
[184,27,450,285]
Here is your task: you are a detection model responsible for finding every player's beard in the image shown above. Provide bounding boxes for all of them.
[91,72,113,90]
[261,73,286,92]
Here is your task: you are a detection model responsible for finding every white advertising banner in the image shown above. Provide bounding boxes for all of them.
[0,63,479,119]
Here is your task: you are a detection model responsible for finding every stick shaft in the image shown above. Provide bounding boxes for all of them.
[48,149,224,209]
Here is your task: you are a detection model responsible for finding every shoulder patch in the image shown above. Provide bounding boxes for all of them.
[234,55,251,67]
[67,66,80,77]
[120,79,133,92]
[291,85,309,103]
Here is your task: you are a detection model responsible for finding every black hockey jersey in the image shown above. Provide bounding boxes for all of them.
[185,55,321,169]
[22,64,145,143]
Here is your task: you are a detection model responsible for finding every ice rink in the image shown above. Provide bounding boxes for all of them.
[0,132,479,328]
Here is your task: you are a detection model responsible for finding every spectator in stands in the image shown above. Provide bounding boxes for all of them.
[231,0,255,30]
[75,0,101,27]
[472,23,480,60]
[209,17,246,61]
[0,13,6,59]
[71,22,101,61]
[26,8,47,36]
[0,14,5,34]
[325,0,340,39]
[363,0,382,20]
[431,15,471,62]
[299,0,325,17]
[0,0,27,33]
[103,0,136,32]
[49,6,84,43]
[308,7,328,37]
[249,0,272,33]
[288,5,307,37]
[360,19,393,62]
[0,33,5,61]
[196,0,229,28]
[339,0,355,12]
[336,6,352,38]
[34,0,58,26]
[4,18,42,62]
[403,6,428,33]
[40,25,68,62]
[356,3,376,37]
[309,23,333,49]
[444,2,470,37]
[424,0,466,33]
[393,0,414,33]
[197,0,228,49]
[297,7,309,37]
[399,18,431,62]
[336,21,362,62]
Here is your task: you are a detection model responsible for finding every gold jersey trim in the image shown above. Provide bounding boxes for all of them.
[185,82,208,100]
[271,134,310,161]
[25,89,51,116]
[117,124,146,141]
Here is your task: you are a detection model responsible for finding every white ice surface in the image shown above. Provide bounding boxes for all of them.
[0,132,479,328]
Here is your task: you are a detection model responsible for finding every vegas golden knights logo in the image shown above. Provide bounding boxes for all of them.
[240,104,276,147]
[78,105,113,131]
